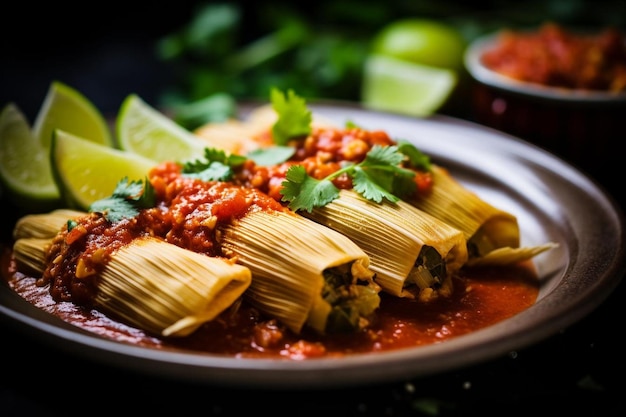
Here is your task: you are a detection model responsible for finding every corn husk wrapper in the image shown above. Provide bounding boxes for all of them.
[410,165,557,266]
[12,209,85,240]
[11,215,252,338]
[218,209,377,334]
[96,237,251,337]
[194,103,337,154]
[12,238,50,276]
[300,189,468,299]
[194,118,267,155]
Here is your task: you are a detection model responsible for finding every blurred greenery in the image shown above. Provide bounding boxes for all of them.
[154,0,626,129]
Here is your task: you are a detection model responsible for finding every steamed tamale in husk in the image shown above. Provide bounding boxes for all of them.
[95,237,251,337]
[12,237,50,276]
[409,165,557,266]
[194,103,337,154]
[299,189,467,301]
[218,209,379,335]
[12,209,85,240]
[12,170,380,337]
[12,212,252,338]
[196,105,556,267]
[148,163,380,335]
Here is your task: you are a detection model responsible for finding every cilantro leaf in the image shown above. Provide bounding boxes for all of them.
[182,147,246,181]
[280,165,339,212]
[352,168,399,203]
[247,145,296,166]
[183,161,233,181]
[89,177,155,223]
[270,87,312,145]
[397,139,431,171]
[362,144,406,167]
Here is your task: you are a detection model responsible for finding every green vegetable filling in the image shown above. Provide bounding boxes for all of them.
[407,246,445,290]
[322,263,380,333]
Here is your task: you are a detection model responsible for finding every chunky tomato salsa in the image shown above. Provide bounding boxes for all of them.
[481,22,626,92]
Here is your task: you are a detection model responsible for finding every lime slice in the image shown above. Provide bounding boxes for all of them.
[51,129,156,210]
[116,94,205,163]
[32,81,113,149]
[371,19,467,72]
[361,54,457,117]
[0,103,61,211]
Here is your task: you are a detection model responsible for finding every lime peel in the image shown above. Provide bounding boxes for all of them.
[361,54,457,117]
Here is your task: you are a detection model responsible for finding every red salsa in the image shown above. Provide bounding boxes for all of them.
[236,125,433,201]
[2,248,539,358]
[481,23,626,92]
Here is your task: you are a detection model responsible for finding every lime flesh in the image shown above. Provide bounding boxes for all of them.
[51,129,156,210]
[33,81,113,149]
[361,54,457,117]
[0,103,61,211]
[116,94,205,163]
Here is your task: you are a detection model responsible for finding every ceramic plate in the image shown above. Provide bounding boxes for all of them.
[1,103,624,389]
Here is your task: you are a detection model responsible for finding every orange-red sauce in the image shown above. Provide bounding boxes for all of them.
[2,247,539,358]
[481,22,626,92]
[236,126,433,201]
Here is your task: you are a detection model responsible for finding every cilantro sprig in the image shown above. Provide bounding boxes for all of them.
[270,87,312,145]
[281,144,421,212]
[268,87,432,213]
[89,177,156,223]
[182,147,247,181]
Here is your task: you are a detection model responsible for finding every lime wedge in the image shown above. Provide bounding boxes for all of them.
[116,94,205,163]
[32,81,113,149]
[0,103,61,211]
[361,54,457,117]
[51,129,156,210]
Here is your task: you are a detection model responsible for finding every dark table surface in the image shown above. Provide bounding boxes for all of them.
[2,18,625,417]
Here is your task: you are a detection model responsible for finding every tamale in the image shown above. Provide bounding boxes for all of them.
[12,238,50,276]
[409,165,557,266]
[300,189,468,300]
[217,209,380,334]
[12,213,252,338]
[96,237,251,337]
[12,209,85,240]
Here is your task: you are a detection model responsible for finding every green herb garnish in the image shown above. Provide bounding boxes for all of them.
[270,87,312,145]
[246,145,296,166]
[397,139,431,171]
[281,144,418,212]
[182,147,247,181]
[89,177,156,223]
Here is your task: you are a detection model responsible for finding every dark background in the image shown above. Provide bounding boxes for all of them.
[3,0,626,119]
[1,1,625,416]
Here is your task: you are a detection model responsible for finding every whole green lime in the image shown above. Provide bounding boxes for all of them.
[371,19,466,72]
